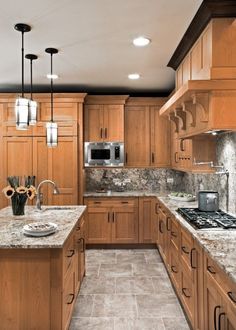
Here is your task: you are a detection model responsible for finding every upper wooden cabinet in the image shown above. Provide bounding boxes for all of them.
[84,95,128,142]
[125,98,170,167]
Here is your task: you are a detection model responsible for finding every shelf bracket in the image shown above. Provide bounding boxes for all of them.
[182,101,196,127]
[174,107,186,131]
[168,113,179,133]
[191,93,209,123]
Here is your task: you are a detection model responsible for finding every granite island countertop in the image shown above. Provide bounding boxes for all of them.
[84,190,236,284]
[0,205,86,249]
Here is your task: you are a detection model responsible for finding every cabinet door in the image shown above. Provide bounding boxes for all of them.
[33,137,49,205]
[125,106,150,166]
[139,197,155,243]
[150,107,170,167]
[170,123,180,168]
[111,204,138,243]
[103,105,124,142]
[86,207,111,244]
[84,104,103,141]
[47,136,78,205]
[204,273,224,330]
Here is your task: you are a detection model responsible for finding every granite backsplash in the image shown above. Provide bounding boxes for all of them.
[85,132,236,214]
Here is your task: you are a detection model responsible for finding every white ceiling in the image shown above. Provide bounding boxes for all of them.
[0,0,202,94]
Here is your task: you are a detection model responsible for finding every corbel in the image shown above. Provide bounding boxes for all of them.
[191,92,209,123]
[181,101,196,127]
[174,106,186,131]
[168,113,179,133]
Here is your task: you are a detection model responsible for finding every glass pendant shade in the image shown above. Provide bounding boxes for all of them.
[15,97,29,130]
[29,99,37,125]
[46,122,58,147]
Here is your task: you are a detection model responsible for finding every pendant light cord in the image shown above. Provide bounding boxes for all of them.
[50,53,53,122]
[21,31,24,98]
[30,59,33,100]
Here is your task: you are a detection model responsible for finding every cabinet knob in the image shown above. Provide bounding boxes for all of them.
[67,249,75,258]
[181,246,190,254]
[207,265,216,274]
[227,291,236,304]
[182,287,191,298]
[67,293,75,305]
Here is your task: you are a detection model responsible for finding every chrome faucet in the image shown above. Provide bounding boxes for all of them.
[36,180,60,210]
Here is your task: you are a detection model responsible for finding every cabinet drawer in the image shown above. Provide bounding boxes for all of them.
[170,217,179,250]
[169,243,180,291]
[180,264,194,325]
[62,268,75,330]
[63,233,75,277]
[180,228,193,270]
[85,198,136,208]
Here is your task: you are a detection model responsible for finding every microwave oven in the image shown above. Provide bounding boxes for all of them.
[84,142,124,167]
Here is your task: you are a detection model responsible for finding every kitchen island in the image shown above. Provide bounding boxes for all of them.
[0,205,86,330]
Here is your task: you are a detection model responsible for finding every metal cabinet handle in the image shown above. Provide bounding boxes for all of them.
[218,312,225,330]
[121,201,129,204]
[227,291,236,303]
[112,212,115,222]
[78,237,85,252]
[94,201,101,204]
[159,220,164,233]
[67,249,75,258]
[125,153,128,163]
[104,127,107,138]
[207,265,216,274]
[214,306,221,330]
[171,231,177,237]
[181,246,190,254]
[67,293,75,305]
[100,128,103,138]
[190,248,197,269]
[151,152,155,163]
[166,217,171,231]
[76,226,80,231]
[182,287,191,298]
[175,152,179,163]
[155,203,159,215]
[108,212,110,222]
[171,265,178,273]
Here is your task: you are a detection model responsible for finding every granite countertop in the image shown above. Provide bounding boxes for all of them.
[0,205,86,249]
[158,196,236,285]
[84,190,161,197]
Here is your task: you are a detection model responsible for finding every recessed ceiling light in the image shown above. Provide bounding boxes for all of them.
[47,74,58,79]
[128,73,140,80]
[133,36,151,47]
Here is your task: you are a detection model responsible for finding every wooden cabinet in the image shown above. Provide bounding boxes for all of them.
[0,213,86,330]
[204,253,236,330]
[74,216,86,294]
[125,99,170,167]
[170,122,216,173]
[85,197,138,244]
[157,202,171,266]
[138,197,156,243]
[84,96,127,142]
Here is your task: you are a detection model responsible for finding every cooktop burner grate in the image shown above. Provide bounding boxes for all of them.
[177,208,236,230]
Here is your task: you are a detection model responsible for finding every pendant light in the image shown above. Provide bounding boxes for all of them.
[45,48,58,147]
[14,23,31,130]
[25,54,38,125]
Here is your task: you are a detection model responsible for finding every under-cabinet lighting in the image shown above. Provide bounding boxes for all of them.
[128,73,140,80]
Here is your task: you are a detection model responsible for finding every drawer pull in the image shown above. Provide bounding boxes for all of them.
[214,305,220,330]
[151,152,155,163]
[227,291,236,304]
[171,231,177,237]
[67,293,75,305]
[166,217,171,231]
[181,246,190,254]
[159,220,164,233]
[218,312,225,330]
[100,128,103,138]
[190,248,197,269]
[182,287,191,298]
[94,201,101,204]
[104,127,107,138]
[76,226,80,231]
[207,265,216,274]
[155,203,159,215]
[78,237,85,253]
[112,212,115,222]
[67,250,75,258]
[171,265,178,273]
[121,201,129,204]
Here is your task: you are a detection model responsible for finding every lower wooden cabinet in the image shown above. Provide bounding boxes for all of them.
[139,197,156,243]
[85,198,139,244]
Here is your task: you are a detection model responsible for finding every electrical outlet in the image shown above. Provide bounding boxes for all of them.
[167,177,174,184]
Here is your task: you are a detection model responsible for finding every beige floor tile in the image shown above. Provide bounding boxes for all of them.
[92,294,137,317]
[72,295,94,317]
[69,317,114,330]
[116,277,154,294]
[86,250,117,265]
[85,264,100,276]
[114,317,165,330]
[80,276,116,294]
[162,317,191,329]
[152,277,175,295]
[116,253,146,264]
[133,263,166,276]
[136,294,184,318]
[99,263,133,277]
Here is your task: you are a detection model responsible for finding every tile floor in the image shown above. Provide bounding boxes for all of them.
[69,249,190,330]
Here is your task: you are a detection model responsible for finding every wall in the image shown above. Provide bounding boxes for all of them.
[182,132,236,214]
[85,168,184,193]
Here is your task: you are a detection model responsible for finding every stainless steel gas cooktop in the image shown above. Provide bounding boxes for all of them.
[177,208,236,230]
